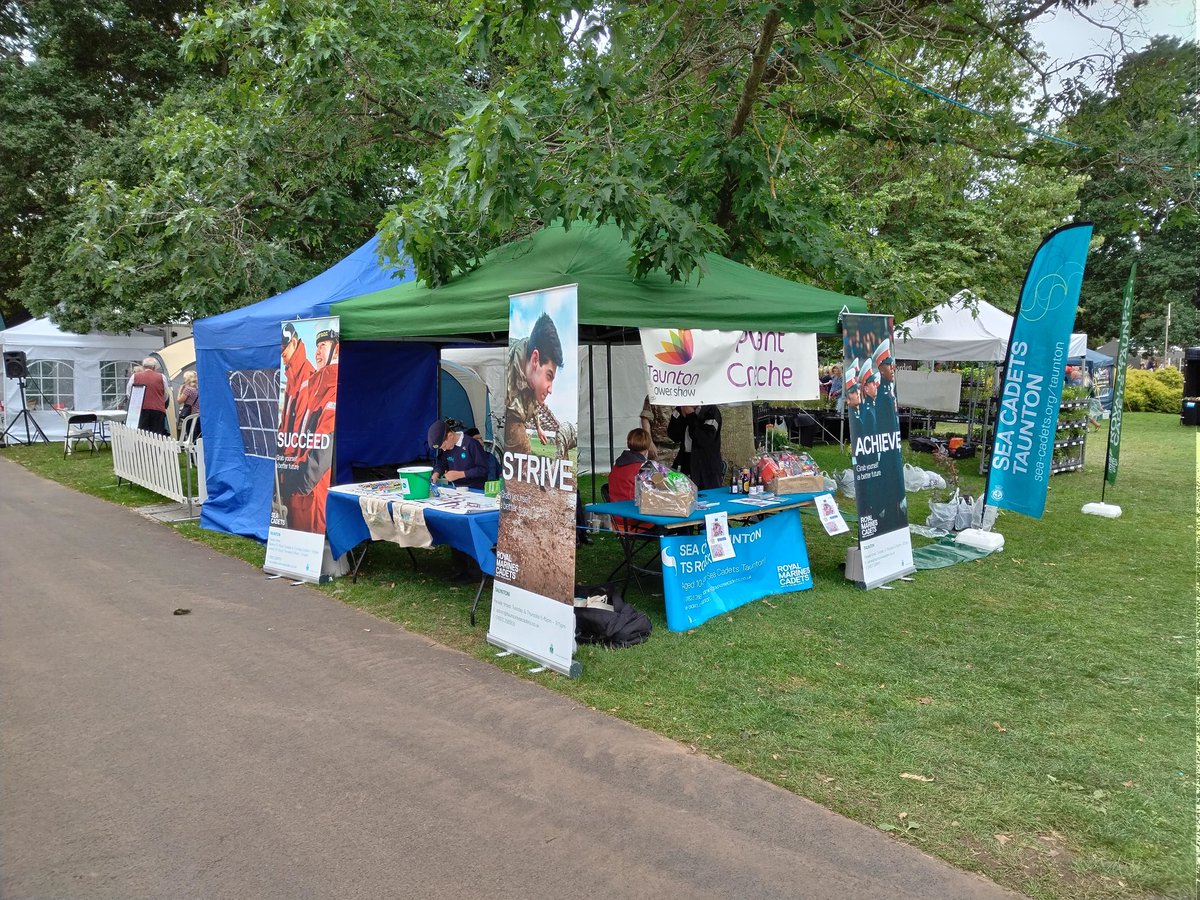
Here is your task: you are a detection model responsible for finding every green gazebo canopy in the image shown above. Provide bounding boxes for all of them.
[333,222,866,342]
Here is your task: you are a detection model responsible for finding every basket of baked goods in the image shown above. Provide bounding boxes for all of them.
[634,460,698,518]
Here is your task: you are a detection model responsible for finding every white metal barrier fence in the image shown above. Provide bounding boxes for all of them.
[110,423,205,515]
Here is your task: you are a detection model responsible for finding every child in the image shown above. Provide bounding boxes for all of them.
[607,428,656,534]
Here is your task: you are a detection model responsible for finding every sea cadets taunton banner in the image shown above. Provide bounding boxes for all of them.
[842,314,914,589]
[987,223,1093,518]
[660,508,812,631]
[265,316,340,582]
[640,328,819,405]
[488,284,581,677]
[1105,263,1135,487]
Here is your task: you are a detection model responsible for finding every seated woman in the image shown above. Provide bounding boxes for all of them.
[607,428,654,533]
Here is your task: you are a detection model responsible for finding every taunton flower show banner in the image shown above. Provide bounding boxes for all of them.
[640,328,818,405]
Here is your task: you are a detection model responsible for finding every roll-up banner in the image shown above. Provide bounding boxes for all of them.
[640,329,819,405]
[986,224,1093,518]
[1105,264,1135,488]
[488,285,581,677]
[842,313,914,589]
[265,316,340,582]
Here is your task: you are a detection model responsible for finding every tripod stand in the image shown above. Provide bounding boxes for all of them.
[2,378,49,445]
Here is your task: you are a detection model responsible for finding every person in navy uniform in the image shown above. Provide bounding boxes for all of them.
[428,419,490,490]
[428,418,491,582]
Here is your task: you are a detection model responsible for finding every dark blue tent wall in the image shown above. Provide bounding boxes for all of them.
[194,235,426,540]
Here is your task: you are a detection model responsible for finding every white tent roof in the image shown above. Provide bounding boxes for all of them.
[1,317,163,440]
[897,291,1086,362]
[0,316,162,352]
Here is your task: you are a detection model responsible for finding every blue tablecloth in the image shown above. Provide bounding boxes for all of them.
[585,487,822,529]
[325,489,498,575]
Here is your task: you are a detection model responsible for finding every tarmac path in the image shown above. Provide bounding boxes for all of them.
[0,457,1018,900]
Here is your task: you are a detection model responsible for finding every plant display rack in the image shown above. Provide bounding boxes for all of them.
[1052,399,1089,475]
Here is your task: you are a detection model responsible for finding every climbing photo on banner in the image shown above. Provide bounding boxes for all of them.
[640,328,819,405]
[842,313,915,589]
[661,509,812,631]
[264,315,340,582]
[986,223,1093,518]
[488,284,581,677]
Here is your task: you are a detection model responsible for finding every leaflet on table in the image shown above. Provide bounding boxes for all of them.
[426,492,500,514]
[329,479,407,497]
[327,480,499,512]
[729,495,782,507]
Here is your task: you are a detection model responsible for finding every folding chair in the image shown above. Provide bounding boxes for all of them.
[601,483,662,596]
[63,414,99,458]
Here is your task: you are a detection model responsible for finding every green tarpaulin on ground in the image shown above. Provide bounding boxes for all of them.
[911,538,997,569]
[332,222,867,341]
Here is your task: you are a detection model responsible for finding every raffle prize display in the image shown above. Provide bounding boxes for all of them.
[746,450,824,495]
[635,460,698,518]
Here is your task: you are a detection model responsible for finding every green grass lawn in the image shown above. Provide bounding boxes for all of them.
[3,413,1194,899]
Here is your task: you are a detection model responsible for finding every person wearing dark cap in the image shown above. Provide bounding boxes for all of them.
[428,418,490,490]
[427,418,490,582]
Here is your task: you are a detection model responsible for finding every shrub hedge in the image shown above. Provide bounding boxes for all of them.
[1124,367,1184,412]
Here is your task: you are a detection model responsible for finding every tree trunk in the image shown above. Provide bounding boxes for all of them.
[720,402,754,479]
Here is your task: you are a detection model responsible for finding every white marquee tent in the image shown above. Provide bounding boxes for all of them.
[896,291,1086,362]
[1,317,163,442]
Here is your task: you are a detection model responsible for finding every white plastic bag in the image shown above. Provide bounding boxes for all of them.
[926,488,961,531]
[903,464,927,493]
[839,468,856,499]
[954,494,975,532]
[924,470,947,491]
[970,496,999,531]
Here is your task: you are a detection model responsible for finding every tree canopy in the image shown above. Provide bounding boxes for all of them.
[2,0,1195,345]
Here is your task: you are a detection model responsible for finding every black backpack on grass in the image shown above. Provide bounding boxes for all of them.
[573,582,652,648]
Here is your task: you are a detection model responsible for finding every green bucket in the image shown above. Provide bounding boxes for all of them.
[397,466,434,500]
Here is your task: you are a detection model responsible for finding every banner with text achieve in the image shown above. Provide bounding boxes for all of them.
[488,284,581,677]
[842,313,914,589]
[986,223,1093,518]
[265,315,340,582]
[641,328,819,405]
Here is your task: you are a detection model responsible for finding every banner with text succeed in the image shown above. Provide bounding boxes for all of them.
[488,285,581,677]
[265,315,340,582]
[641,329,818,404]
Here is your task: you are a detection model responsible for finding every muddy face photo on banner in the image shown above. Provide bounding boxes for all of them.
[495,298,580,604]
[274,319,339,535]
